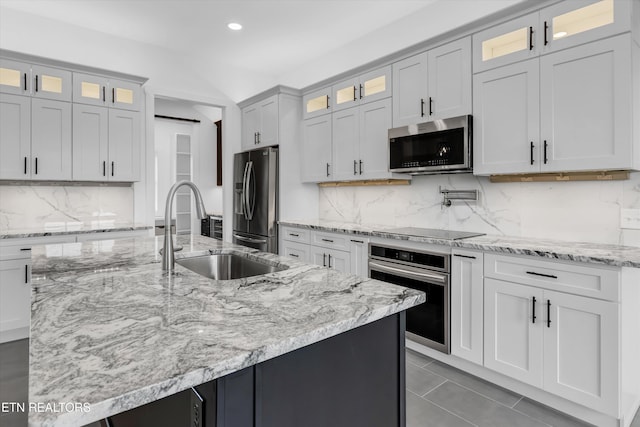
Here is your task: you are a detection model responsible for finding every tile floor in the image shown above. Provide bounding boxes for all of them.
[2,339,639,427]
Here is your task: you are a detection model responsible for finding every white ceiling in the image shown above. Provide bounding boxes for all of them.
[0,0,529,101]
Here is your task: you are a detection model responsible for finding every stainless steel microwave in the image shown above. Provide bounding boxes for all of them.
[388,115,472,175]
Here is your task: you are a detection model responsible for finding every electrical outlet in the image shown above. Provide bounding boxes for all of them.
[621,209,640,229]
[190,387,204,427]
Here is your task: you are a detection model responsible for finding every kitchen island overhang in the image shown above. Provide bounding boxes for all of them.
[27,235,425,427]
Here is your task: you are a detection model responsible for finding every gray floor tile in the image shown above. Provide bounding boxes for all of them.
[406,362,447,396]
[407,348,434,368]
[424,360,522,407]
[0,339,29,381]
[630,408,640,427]
[425,381,549,427]
[407,391,475,427]
[514,397,594,427]
[0,410,28,427]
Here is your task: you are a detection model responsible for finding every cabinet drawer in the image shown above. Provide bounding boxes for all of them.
[281,226,311,244]
[484,253,619,301]
[311,231,349,251]
[280,241,309,263]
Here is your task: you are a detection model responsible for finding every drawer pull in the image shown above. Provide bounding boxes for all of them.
[350,239,364,244]
[290,253,299,258]
[532,296,536,324]
[321,238,334,243]
[19,248,31,251]
[289,233,299,237]
[526,271,557,279]
[454,254,476,259]
[547,300,552,328]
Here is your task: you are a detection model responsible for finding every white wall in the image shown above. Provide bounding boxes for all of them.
[319,173,640,247]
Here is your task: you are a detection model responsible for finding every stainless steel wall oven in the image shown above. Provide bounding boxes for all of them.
[369,243,450,353]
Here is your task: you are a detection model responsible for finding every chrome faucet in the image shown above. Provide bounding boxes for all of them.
[162,180,208,272]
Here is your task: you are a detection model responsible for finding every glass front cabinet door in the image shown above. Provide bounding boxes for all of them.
[332,66,391,112]
[0,59,30,96]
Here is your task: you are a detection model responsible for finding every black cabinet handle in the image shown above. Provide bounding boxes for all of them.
[429,97,433,116]
[24,157,27,174]
[543,140,548,164]
[103,161,106,177]
[353,85,357,101]
[323,253,327,267]
[19,248,31,251]
[290,253,299,258]
[529,26,534,50]
[547,300,551,327]
[350,239,364,244]
[526,270,558,279]
[111,161,115,177]
[359,160,363,175]
[35,157,38,174]
[35,75,38,92]
[321,238,334,243]
[326,163,330,177]
[453,254,476,259]
[354,160,357,175]
[532,296,537,324]
[112,87,115,103]
[289,233,299,237]
[25,265,28,284]
[544,21,549,46]
[420,98,425,117]
[102,86,106,102]
[257,132,260,144]
[359,84,363,99]
[23,73,27,91]
[530,141,534,165]
[326,95,330,109]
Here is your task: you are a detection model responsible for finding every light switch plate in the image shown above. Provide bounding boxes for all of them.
[621,209,640,229]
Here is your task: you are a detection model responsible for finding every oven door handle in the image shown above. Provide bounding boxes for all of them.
[369,261,447,284]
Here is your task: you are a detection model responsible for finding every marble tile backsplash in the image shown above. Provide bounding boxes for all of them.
[319,172,640,247]
[0,184,134,233]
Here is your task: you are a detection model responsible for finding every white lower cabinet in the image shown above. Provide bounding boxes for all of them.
[310,246,350,273]
[484,272,619,415]
[0,255,31,343]
[348,237,369,279]
[450,249,484,365]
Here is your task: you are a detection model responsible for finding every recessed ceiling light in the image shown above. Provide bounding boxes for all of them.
[228,22,242,31]
[554,31,568,39]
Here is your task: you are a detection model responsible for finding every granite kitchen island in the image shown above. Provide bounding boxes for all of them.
[27,235,424,427]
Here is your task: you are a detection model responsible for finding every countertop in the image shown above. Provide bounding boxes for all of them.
[279,219,640,268]
[27,235,424,427]
[0,221,152,239]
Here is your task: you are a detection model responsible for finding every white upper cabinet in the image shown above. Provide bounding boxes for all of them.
[392,37,471,126]
[73,73,141,111]
[108,109,141,182]
[301,114,332,182]
[332,66,391,112]
[73,104,109,181]
[302,86,331,120]
[0,94,31,179]
[332,106,360,181]
[539,35,632,172]
[241,94,279,151]
[31,65,72,102]
[0,59,30,96]
[31,98,72,180]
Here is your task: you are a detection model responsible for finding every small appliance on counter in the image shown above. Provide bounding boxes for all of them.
[201,215,223,240]
[232,147,278,253]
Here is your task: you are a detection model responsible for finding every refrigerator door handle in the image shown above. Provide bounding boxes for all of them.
[242,162,250,220]
[246,161,256,221]
[233,234,267,244]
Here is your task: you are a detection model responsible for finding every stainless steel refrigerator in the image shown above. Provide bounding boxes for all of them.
[233,147,278,253]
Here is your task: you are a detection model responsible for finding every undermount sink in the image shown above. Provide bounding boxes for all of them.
[176,252,287,280]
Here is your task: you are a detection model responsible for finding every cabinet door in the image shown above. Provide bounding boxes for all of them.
[359,97,392,179]
[332,76,360,112]
[484,278,544,387]
[31,65,72,102]
[472,12,540,73]
[359,66,392,105]
[0,59,30,95]
[473,59,540,175]
[108,109,141,181]
[543,289,618,415]
[326,248,351,273]
[451,250,484,366]
[73,104,109,181]
[348,237,369,279]
[428,37,471,120]
[241,103,260,151]
[301,115,332,182]
[302,87,331,119]
[280,240,310,263]
[539,0,629,54]
[73,72,108,107]
[332,106,359,181]
[540,35,632,172]
[392,52,428,127]
[31,98,72,180]
[257,95,278,147]
[109,79,141,111]
[0,94,31,179]
[0,259,30,343]
[310,246,329,268]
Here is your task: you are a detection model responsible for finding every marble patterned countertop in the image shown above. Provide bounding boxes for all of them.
[0,222,152,239]
[279,219,640,268]
[27,235,424,427]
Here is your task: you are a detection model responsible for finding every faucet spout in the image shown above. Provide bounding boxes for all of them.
[162,180,208,272]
